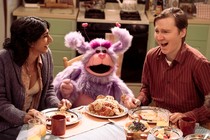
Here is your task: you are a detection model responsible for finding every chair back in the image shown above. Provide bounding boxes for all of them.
[63,55,83,68]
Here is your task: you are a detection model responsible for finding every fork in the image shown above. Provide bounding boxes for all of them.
[108,119,123,128]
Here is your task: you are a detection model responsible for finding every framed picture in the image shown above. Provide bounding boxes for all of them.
[180,0,205,2]
[179,0,192,2]
[179,0,196,18]
[171,0,179,7]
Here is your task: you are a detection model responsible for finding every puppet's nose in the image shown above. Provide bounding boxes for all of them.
[98,53,106,59]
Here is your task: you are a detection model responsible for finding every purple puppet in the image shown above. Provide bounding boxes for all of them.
[53,25,140,108]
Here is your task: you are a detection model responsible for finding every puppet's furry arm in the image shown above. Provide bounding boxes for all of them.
[111,27,133,53]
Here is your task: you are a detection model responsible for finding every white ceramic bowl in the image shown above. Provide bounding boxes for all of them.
[124,120,151,139]
[150,126,183,140]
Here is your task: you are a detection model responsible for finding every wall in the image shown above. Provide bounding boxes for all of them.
[0,0,21,50]
[0,1,5,49]
[5,0,22,38]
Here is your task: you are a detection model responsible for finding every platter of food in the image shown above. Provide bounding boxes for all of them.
[184,134,210,140]
[85,95,128,119]
[124,119,151,139]
[124,119,151,133]
[41,108,82,126]
[150,126,183,140]
[128,106,170,124]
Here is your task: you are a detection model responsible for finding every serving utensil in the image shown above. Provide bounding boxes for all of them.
[203,133,209,140]
[108,119,123,129]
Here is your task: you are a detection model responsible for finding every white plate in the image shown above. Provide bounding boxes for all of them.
[184,134,210,140]
[128,106,170,123]
[41,108,82,126]
[85,105,128,119]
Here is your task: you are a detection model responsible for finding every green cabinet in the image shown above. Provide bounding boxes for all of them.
[42,18,77,76]
[147,22,155,51]
[186,24,210,60]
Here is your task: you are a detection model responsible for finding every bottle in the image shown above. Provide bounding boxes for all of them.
[155,0,163,15]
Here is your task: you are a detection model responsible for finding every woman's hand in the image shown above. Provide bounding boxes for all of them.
[23,109,41,124]
[60,79,74,98]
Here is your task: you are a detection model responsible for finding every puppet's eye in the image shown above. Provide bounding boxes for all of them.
[95,48,107,53]
[96,50,100,53]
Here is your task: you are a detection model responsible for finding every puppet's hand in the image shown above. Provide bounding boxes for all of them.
[111,27,131,41]
[122,95,141,109]
[60,79,74,98]
[111,27,133,53]
[64,32,85,49]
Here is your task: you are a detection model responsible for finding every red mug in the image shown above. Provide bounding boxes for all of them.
[51,114,66,136]
[178,117,196,136]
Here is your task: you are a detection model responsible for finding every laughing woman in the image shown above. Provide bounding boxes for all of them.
[0,16,71,139]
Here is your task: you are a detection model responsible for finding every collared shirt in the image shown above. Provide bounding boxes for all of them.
[22,56,43,111]
[138,43,210,123]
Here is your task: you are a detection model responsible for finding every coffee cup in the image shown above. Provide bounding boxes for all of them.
[51,114,66,136]
[178,116,196,136]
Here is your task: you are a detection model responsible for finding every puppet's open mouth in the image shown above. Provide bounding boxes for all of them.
[89,64,111,73]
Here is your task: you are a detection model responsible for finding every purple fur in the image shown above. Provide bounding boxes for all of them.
[53,26,134,107]
[90,39,111,49]
[64,27,133,54]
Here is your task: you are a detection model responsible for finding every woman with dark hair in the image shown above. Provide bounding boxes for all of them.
[0,16,71,139]
[134,7,210,126]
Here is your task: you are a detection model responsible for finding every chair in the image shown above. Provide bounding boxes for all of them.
[63,54,123,77]
[63,55,83,68]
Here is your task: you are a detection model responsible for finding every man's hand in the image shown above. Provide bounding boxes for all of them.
[169,112,187,124]
[121,94,141,109]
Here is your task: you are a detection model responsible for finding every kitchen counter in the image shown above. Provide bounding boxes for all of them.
[13,6,79,20]
[146,10,210,25]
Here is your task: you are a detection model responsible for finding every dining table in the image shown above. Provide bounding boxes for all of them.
[16,106,210,140]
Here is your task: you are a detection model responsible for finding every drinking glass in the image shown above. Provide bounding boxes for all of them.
[28,117,47,138]
[156,109,169,126]
[27,118,42,140]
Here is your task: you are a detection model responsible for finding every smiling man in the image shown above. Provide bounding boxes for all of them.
[135,7,210,127]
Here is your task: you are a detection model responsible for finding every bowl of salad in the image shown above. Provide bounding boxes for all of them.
[124,119,151,139]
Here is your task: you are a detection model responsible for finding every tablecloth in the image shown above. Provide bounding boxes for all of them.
[16,106,210,140]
